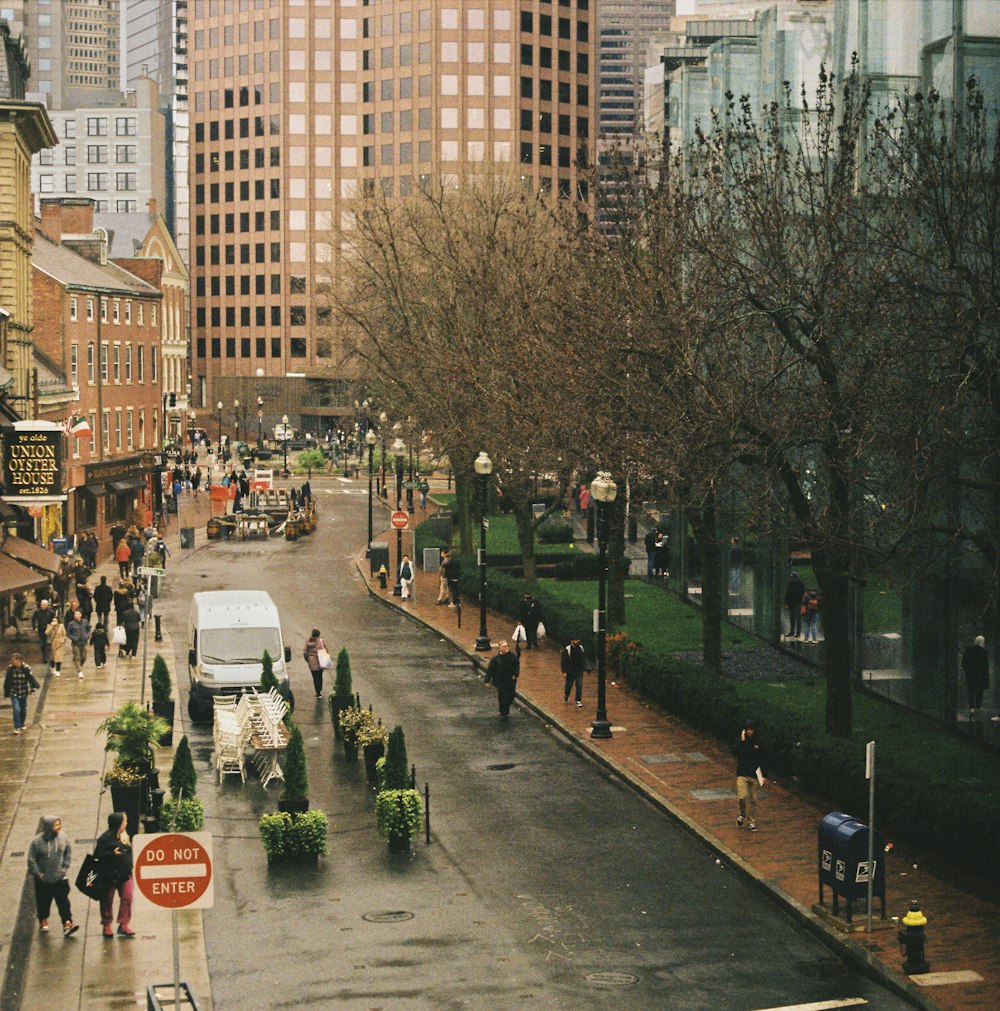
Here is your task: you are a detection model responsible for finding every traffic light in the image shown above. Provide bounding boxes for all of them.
[168,392,177,407]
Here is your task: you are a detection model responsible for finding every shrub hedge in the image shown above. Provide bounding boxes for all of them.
[456,558,1000,882]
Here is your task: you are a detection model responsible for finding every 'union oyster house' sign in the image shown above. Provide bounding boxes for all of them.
[1,422,65,501]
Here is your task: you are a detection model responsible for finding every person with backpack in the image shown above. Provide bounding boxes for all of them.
[801,588,821,644]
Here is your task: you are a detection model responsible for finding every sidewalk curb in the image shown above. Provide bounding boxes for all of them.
[356,552,933,1011]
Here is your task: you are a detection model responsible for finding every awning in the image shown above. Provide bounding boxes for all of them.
[109,477,146,494]
[82,483,108,497]
[0,534,62,576]
[0,551,49,594]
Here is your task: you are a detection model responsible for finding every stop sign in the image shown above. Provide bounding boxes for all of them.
[390,510,409,529]
[134,832,214,910]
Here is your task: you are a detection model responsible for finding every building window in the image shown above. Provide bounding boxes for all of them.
[89,412,97,455]
[70,344,78,386]
[151,346,158,382]
[126,409,134,450]
[100,298,108,323]
[124,300,132,325]
[114,409,122,450]
[137,304,144,326]
[125,344,132,382]
[116,117,137,136]
[101,411,110,452]
[113,343,121,382]
[138,408,145,449]
[113,300,120,324]
[70,296,78,321]
[87,343,95,384]
[87,117,107,136]
[152,305,158,327]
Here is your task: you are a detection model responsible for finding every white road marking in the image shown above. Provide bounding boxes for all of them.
[754,1000,868,1011]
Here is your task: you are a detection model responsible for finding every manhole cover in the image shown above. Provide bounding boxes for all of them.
[585,971,640,988]
[486,763,517,771]
[362,910,414,923]
[60,770,99,777]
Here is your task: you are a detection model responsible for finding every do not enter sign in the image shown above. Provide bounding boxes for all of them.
[134,832,214,910]
[390,510,409,530]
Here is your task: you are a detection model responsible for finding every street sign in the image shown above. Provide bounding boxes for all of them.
[138,565,166,577]
[391,510,409,529]
[133,832,214,910]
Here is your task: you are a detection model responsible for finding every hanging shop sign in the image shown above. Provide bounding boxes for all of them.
[1,423,64,501]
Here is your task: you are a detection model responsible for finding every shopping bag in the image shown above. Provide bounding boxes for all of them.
[74,853,107,900]
[317,647,333,669]
[512,623,527,642]
[536,621,546,640]
[112,625,127,645]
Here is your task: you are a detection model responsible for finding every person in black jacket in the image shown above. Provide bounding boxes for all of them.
[518,593,543,649]
[93,576,113,629]
[484,640,519,719]
[443,552,461,607]
[783,571,806,638]
[95,812,134,938]
[120,604,141,658]
[732,720,767,831]
[90,623,110,670]
[961,635,990,713]
[560,638,588,707]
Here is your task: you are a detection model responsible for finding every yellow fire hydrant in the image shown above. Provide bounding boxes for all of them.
[377,564,388,590]
[898,900,930,974]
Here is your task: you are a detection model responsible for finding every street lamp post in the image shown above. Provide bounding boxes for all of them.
[590,471,617,740]
[474,451,493,652]
[216,401,223,460]
[378,411,388,496]
[233,399,240,448]
[365,428,377,556]
[358,399,369,464]
[281,414,290,477]
[392,437,406,596]
[257,396,264,446]
[188,412,196,457]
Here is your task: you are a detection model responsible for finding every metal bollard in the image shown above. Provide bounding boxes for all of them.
[898,900,930,974]
[154,614,163,641]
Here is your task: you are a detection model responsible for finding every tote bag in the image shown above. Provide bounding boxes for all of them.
[317,647,333,669]
[74,853,107,900]
[112,625,127,645]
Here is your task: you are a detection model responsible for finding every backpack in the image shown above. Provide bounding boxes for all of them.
[806,593,820,612]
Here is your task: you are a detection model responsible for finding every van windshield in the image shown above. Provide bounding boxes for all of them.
[200,627,282,665]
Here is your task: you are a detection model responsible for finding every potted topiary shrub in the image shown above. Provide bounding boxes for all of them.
[150,654,174,747]
[259,809,330,864]
[327,648,353,739]
[359,713,388,790]
[160,734,204,831]
[278,723,309,814]
[374,726,422,852]
[98,702,169,838]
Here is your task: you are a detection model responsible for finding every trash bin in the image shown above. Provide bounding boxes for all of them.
[50,536,71,556]
[369,541,389,577]
[180,527,195,549]
[817,812,886,922]
[423,547,441,572]
[166,496,178,515]
[206,518,222,540]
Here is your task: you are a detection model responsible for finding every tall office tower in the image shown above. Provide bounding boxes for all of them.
[124,0,190,267]
[596,1,674,231]
[22,0,121,110]
[188,1,595,428]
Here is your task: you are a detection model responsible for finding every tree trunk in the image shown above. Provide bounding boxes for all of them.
[607,493,627,628]
[813,551,853,738]
[514,504,538,584]
[689,502,723,677]
[454,468,474,559]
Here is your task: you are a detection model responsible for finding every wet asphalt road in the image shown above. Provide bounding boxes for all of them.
[158,481,914,1010]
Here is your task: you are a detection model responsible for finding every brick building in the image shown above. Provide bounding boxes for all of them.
[32,198,165,541]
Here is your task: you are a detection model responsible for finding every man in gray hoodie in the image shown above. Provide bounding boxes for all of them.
[27,816,78,936]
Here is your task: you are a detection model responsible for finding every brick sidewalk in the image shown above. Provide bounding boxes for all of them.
[367,509,998,1011]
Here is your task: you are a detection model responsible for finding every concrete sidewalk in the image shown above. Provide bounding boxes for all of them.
[0,490,216,1011]
[364,510,999,1011]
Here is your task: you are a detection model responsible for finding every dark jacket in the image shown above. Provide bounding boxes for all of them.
[121,607,142,633]
[801,590,820,614]
[94,813,133,886]
[31,606,53,635]
[443,556,461,582]
[27,816,72,883]
[732,731,766,779]
[519,597,542,630]
[90,626,110,650]
[485,650,519,687]
[783,575,805,611]
[4,661,39,698]
[93,581,114,612]
[644,530,658,553]
[560,642,588,676]
[961,644,990,687]
[66,616,91,646]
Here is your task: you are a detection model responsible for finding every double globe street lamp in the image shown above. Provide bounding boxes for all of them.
[216,401,223,461]
[590,471,618,740]
[474,451,493,652]
[392,437,406,596]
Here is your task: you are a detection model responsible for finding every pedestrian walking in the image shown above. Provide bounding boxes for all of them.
[66,611,91,678]
[436,551,451,604]
[4,653,39,734]
[27,816,78,936]
[31,599,53,665]
[136,585,147,625]
[46,615,67,678]
[76,579,93,622]
[561,637,588,707]
[484,640,519,719]
[644,527,658,578]
[90,622,109,670]
[801,588,821,643]
[191,466,202,497]
[732,719,766,831]
[443,552,461,607]
[519,593,543,650]
[578,483,591,514]
[418,478,429,510]
[783,570,806,638]
[398,554,414,601]
[303,629,328,698]
[93,576,113,629]
[115,539,131,579]
[95,812,135,938]
[120,604,141,658]
[113,580,133,625]
[654,531,670,578]
[129,536,145,578]
[961,635,990,714]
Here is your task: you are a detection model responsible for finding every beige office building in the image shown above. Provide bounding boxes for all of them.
[189,1,595,429]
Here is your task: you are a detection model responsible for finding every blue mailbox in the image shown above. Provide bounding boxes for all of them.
[818,812,886,922]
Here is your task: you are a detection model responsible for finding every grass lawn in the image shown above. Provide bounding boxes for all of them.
[425,498,578,556]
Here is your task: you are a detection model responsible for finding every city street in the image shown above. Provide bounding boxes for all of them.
[157,481,914,1010]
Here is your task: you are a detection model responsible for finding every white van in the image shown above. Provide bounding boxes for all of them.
[187,590,293,720]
